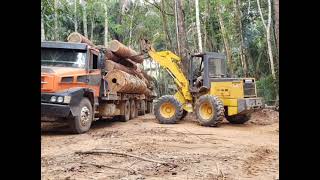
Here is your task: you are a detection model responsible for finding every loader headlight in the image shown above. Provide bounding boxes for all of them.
[57,96,64,103]
[50,96,57,102]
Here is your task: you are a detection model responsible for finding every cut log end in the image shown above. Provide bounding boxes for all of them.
[67,32,82,43]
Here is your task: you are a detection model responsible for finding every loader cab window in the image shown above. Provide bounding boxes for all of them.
[190,56,204,87]
[208,58,226,78]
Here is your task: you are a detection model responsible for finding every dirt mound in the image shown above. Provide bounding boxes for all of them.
[249,109,279,125]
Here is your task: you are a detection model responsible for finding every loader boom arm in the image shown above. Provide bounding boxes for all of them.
[144,45,193,103]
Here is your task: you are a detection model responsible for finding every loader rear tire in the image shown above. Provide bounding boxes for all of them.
[226,114,251,124]
[195,95,224,127]
[154,95,183,124]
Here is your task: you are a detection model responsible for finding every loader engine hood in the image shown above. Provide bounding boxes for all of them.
[41,66,87,93]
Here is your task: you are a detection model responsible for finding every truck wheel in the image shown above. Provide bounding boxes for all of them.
[146,101,151,113]
[154,95,183,124]
[195,95,224,127]
[68,98,93,134]
[118,100,130,122]
[140,100,146,115]
[130,100,136,119]
[134,101,139,117]
[226,114,251,124]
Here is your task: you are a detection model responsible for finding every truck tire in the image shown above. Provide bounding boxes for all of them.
[146,101,152,114]
[226,114,251,124]
[154,95,183,124]
[195,95,224,127]
[68,98,93,134]
[130,100,136,119]
[139,100,146,115]
[118,100,130,122]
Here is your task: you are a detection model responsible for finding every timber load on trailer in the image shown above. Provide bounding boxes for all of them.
[41,32,156,134]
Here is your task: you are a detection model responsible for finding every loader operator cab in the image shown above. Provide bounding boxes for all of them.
[189,52,227,89]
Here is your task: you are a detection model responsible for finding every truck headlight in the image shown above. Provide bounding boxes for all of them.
[63,96,71,103]
[50,96,57,102]
[57,96,64,103]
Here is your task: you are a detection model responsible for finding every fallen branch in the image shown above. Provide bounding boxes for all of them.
[81,162,135,174]
[75,150,177,167]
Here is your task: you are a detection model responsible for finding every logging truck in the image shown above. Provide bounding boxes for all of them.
[41,41,155,134]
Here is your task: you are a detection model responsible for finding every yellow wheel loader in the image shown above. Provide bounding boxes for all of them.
[140,39,264,126]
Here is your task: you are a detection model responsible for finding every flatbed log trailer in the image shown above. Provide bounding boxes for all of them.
[41,41,155,134]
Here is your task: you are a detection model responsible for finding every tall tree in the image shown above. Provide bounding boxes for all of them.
[174,0,180,55]
[54,0,59,40]
[41,3,46,41]
[216,0,233,75]
[104,1,109,47]
[195,0,202,52]
[234,0,248,76]
[257,0,276,79]
[273,0,279,50]
[74,0,78,32]
[81,0,88,37]
[176,0,189,75]
[160,0,173,50]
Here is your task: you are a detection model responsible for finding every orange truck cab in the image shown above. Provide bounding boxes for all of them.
[41,41,154,134]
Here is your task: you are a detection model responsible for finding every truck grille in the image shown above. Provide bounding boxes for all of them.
[244,82,256,97]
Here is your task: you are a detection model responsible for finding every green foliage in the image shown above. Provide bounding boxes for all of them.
[41,0,279,100]
[256,74,277,105]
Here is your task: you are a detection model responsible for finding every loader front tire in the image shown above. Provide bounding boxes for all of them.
[154,95,183,124]
[195,95,224,127]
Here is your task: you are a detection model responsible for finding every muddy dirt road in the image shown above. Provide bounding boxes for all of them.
[41,110,279,180]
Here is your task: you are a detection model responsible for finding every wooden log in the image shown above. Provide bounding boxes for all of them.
[105,61,151,88]
[67,32,96,47]
[105,60,136,75]
[105,70,148,94]
[109,40,144,63]
[105,48,121,61]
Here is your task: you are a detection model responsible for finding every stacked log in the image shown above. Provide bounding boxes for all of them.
[67,32,96,47]
[109,40,144,63]
[67,32,154,96]
[105,70,147,94]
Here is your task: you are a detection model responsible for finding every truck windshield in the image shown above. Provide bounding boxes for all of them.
[41,48,87,68]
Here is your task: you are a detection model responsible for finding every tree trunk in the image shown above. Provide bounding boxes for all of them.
[54,0,58,40]
[234,0,248,76]
[104,2,108,47]
[257,0,276,80]
[74,0,78,32]
[81,0,88,37]
[41,13,45,41]
[90,17,94,42]
[195,0,203,53]
[176,0,189,75]
[174,0,180,55]
[273,0,279,51]
[160,0,173,50]
[216,1,233,75]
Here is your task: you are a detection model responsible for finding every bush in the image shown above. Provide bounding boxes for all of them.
[256,75,278,105]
